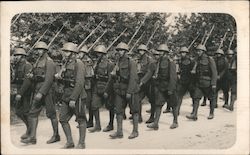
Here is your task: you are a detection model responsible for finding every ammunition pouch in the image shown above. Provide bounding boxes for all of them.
[198,76,211,88]
[34,75,45,82]
[63,79,75,88]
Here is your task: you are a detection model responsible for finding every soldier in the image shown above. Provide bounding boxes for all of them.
[214,49,229,108]
[225,49,237,111]
[88,45,114,133]
[175,47,196,115]
[11,48,33,140]
[108,42,140,139]
[135,44,156,124]
[55,42,87,149]
[21,42,60,145]
[78,46,94,128]
[186,44,217,120]
[147,44,179,130]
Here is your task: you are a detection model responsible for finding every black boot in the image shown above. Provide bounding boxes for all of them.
[87,108,94,128]
[47,118,60,144]
[170,107,178,129]
[75,121,86,149]
[229,94,236,111]
[110,115,123,139]
[89,109,101,133]
[222,91,229,108]
[186,99,199,121]
[21,117,37,144]
[128,113,139,139]
[61,122,74,149]
[147,106,161,130]
[103,109,114,132]
[208,98,216,119]
[19,115,30,140]
[201,97,207,106]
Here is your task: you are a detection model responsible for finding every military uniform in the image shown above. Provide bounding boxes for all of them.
[186,44,217,120]
[57,42,87,149]
[11,48,33,140]
[176,47,196,115]
[147,44,178,130]
[214,49,229,107]
[22,42,60,145]
[108,42,140,139]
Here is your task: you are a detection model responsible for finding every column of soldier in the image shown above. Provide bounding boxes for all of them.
[11,20,237,149]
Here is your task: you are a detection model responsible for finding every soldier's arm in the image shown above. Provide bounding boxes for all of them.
[38,59,56,95]
[18,62,32,96]
[218,58,229,78]
[104,62,115,94]
[167,61,177,92]
[209,57,217,86]
[69,60,85,101]
[127,59,139,94]
[140,59,156,84]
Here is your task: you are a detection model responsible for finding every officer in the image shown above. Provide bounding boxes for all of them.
[175,47,195,115]
[11,48,33,140]
[78,46,94,128]
[225,49,237,111]
[55,42,87,149]
[88,45,114,133]
[108,42,140,139]
[186,44,217,120]
[135,44,156,124]
[147,44,179,130]
[21,41,60,145]
[214,49,229,108]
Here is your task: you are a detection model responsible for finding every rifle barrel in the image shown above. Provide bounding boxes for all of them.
[87,30,107,52]
[48,21,68,47]
[128,17,147,46]
[106,28,127,52]
[129,31,145,53]
[188,33,200,50]
[146,22,159,47]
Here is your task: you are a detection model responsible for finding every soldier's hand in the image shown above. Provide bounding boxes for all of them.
[126,93,132,100]
[217,75,220,80]
[103,92,108,99]
[34,93,43,101]
[15,94,22,102]
[26,73,34,79]
[69,100,76,109]
[190,70,196,74]
[54,73,62,79]
[211,85,216,94]
[168,91,173,95]
[139,82,143,88]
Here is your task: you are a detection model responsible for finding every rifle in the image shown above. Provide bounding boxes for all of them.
[87,30,107,53]
[11,14,21,25]
[146,21,160,47]
[77,20,104,50]
[152,61,160,79]
[128,31,145,54]
[127,16,147,46]
[201,30,207,45]
[228,33,235,50]
[188,33,201,50]
[27,26,50,54]
[48,21,68,47]
[217,31,228,50]
[106,28,127,52]
[202,24,215,45]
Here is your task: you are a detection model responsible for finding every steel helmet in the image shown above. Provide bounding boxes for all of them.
[180,46,189,53]
[215,49,224,55]
[14,48,27,56]
[116,42,129,51]
[137,44,148,52]
[94,45,107,54]
[157,44,169,52]
[62,42,78,53]
[196,44,206,51]
[227,49,234,55]
[34,41,49,50]
[79,45,88,53]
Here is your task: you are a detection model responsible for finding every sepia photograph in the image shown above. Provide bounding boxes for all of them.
[1,1,249,155]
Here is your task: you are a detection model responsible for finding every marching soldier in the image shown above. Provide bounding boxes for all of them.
[135,44,156,124]
[55,42,87,149]
[108,42,140,139]
[21,41,60,145]
[175,47,196,115]
[78,46,94,128]
[214,49,229,108]
[147,44,179,130]
[225,49,237,111]
[88,45,114,133]
[11,48,33,140]
[186,44,217,120]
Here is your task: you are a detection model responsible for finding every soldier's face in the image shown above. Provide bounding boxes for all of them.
[216,53,222,57]
[63,50,72,58]
[196,50,203,57]
[14,55,22,62]
[181,52,187,57]
[117,49,126,57]
[138,50,146,56]
[154,54,161,60]
[96,52,104,58]
[36,49,45,57]
[77,52,84,59]
[227,54,233,58]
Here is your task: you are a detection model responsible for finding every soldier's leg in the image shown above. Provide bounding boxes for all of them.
[222,79,230,108]
[45,94,60,144]
[202,87,216,119]
[176,83,188,115]
[103,97,114,132]
[226,80,237,111]
[146,84,155,123]
[110,94,124,139]
[186,87,202,121]
[201,96,207,106]
[75,99,87,149]
[128,93,139,139]
[59,101,74,149]
[167,92,179,129]
[89,93,102,132]
[86,90,93,128]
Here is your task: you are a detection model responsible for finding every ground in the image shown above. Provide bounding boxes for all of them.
[11,94,236,149]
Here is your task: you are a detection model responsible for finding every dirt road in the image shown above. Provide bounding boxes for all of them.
[11,95,236,149]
